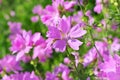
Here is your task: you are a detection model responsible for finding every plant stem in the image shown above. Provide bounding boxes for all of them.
[89,29,104,62]
[66,48,81,80]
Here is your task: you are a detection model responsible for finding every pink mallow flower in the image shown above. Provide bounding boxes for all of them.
[10,30,33,61]
[2,71,40,80]
[47,17,86,52]
[41,5,60,26]
[94,4,103,14]
[72,11,86,27]
[110,38,120,53]
[45,63,72,80]
[10,30,53,62]
[41,0,76,26]
[0,55,22,73]
[52,0,76,11]
[83,41,109,67]
[95,54,120,80]
[8,21,22,40]
[32,33,53,62]
[32,5,43,15]
[8,22,22,34]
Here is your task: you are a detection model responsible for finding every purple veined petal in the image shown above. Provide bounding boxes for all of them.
[52,0,64,8]
[19,30,31,46]
[45,72,58,80]
[59,18,70,33]
[64,1,76,10]
[45,5,56,13]
[68,39,83,50]
[33,46,42,59]
[38,54,46,62]
[33,45,49,62]
[41,15,52,23]
[47,26,61,39]
[83,48,98,67]
[53,40,66,52]
[44,46,53,57]
[107,72,120,80]
[22,30,32,39]
[32,32,41,44]
[22,30,32,46]
[85,10,92,18]
[98,56,116,73]
[8,21,22,35]
[16,50,25,61]
[46,38,54,47]
[23,72,31,80]
[0,55,22,73]
[24,46,32,53]
[94,4,103,14]
[21,55,31,63]
[30,71,40,80]
[114,53,120,64]
[32,5,43,15]
[68,25,86,38]
[72,11,84,25]
[2,72,39,80]
[75,11,83,19]
[41,5,60,26]
[61,71,69,80]
[32,34,46,46]
[10,34,25,52]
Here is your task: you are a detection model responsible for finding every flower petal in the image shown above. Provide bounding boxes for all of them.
[53,40,66,52]
[68,25,86,38]
[59,18,70,33]
[33,46,44,59]
[47,26,61,39]
[16,50,25,61]
[68,39,83,50]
